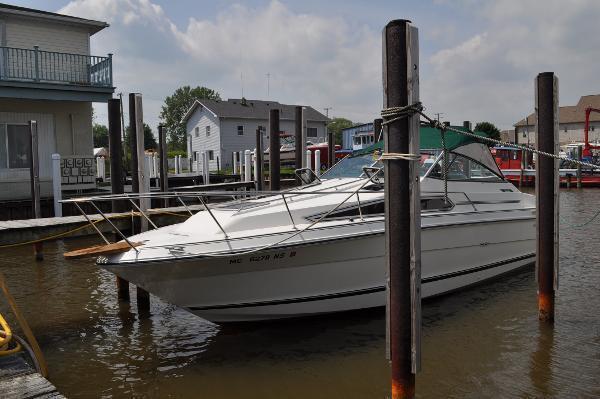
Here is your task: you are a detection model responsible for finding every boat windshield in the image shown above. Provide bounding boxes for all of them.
[321,154,378,178]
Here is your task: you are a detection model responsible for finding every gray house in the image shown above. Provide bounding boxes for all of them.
[182,98,329,170]
[0,4,114,200]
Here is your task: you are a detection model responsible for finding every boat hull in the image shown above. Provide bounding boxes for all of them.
[103,216,535,322]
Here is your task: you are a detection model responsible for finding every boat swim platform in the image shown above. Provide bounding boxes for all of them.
[0,204,203,246]
[0,354,65,399]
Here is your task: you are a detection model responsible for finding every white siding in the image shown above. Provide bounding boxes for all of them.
[186,107,221,171]
[220,118,327,169]
[4,17,90,54]
[517,121,600,146]
[0,112,54,200]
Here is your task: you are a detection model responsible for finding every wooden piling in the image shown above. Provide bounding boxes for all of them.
[577,145,582,188]
[295,106,303,184]
[108,99,129,301]
[383,19,421,399]
[520,149,525,189]
[535,72,559,323]
[462,120,471,131]
[158,125,169,206]
[269,109,281,191]
[128,93,150,313]
[255,127,264,190]
[28,120,43,261]
[328,127,335,169]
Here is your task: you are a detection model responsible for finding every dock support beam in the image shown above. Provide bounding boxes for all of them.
[255,127,264,190]
[327,126,335,169]
[109,98,129,302]
[29,120,43,261]
[269,109,280,191]
[158,125,169,207]
[295,106,304,183]
[128,93,150,313]
[383,20,421,399]
[535,72,559,323]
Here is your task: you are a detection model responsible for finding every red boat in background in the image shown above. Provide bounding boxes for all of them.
[493,146,600,187]
[265,134,343,170]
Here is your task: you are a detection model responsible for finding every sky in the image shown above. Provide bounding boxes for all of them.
[13,0,600,132]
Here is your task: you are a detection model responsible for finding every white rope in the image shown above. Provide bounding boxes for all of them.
[378,152,421,161]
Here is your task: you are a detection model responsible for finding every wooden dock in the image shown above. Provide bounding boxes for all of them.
[0,204,202,246]
[0,355,64,399]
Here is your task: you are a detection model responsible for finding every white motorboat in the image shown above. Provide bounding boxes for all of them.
[78,128,535,323]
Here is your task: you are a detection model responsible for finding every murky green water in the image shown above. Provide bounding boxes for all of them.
[1,188,599,398]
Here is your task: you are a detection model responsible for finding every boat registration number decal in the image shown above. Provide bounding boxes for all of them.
[229,251,296,264]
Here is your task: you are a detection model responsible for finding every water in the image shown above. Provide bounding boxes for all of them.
[1,189,599,398]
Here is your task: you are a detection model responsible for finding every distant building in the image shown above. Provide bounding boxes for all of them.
[341,122,374,151]
[514,94,600,146]
[181,99,329,170]
[0,4,114,200]
[500,129,516,143]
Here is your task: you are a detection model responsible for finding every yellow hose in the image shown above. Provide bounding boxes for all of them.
[0,313,22,356]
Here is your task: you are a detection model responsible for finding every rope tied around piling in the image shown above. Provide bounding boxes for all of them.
[377,102,424,162]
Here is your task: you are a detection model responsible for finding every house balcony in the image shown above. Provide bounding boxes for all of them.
[0,46,115,102]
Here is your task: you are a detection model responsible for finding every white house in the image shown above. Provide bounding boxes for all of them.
[0,4,114,200]
[182,98,329,170]
[514,94,600,146]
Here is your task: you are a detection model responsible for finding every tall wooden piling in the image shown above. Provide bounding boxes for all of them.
[327,127,335,169]
[128,93,150,313]
[28,120,43,261]
[158,125,169,207]
[255,127,264,190]
[295,106,304,184]
[108,98,129,301]
[520,149,526,189]
[383,20,421,399]
[269,109,281,191]
[577,145,582,188]
[535,72,559,323]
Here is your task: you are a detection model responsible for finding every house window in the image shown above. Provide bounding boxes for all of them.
[237,125,244,136]
[206,126,210,136]
[195,126,200,137]
[0,124,30,169]
[208,150,214,160]
[307,127,318,137]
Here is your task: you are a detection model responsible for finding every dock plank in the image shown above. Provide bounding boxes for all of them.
[0,373,65,399]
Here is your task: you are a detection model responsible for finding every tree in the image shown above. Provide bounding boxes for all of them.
[125,123,157,151]
[327,117,355,144]
[93,123,108,148]
[159,85,221,151]
[474,121,501,143]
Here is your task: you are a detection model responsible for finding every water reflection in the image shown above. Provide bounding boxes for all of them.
[530,321,555,398]
[0,189,599,398]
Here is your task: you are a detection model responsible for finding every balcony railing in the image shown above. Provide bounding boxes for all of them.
[0,46,112,88]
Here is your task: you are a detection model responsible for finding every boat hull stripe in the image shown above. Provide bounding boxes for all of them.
[187,253,535,311]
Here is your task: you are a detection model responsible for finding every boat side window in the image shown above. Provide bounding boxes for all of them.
[427,152,502,182]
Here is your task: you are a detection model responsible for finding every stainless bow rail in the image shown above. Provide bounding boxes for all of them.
[60,169,386,253]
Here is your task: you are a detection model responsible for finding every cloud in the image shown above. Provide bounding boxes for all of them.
[59,0,381,130]
[423,0,600,129]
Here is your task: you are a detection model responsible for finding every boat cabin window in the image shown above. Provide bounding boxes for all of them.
[427,152,503,182]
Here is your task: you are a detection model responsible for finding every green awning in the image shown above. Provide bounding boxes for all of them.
[353,125,489,155]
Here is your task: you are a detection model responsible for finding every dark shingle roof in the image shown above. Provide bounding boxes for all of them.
[182,99,329,123]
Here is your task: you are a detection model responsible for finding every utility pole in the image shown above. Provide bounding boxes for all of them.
[434,112,444,123]
[324,107,332,118]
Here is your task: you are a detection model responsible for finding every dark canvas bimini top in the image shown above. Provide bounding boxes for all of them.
[353,125,489,155]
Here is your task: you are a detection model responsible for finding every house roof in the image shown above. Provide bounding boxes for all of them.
[0,3,109,35]
[515,94,600,127]
[182,98,330,124]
